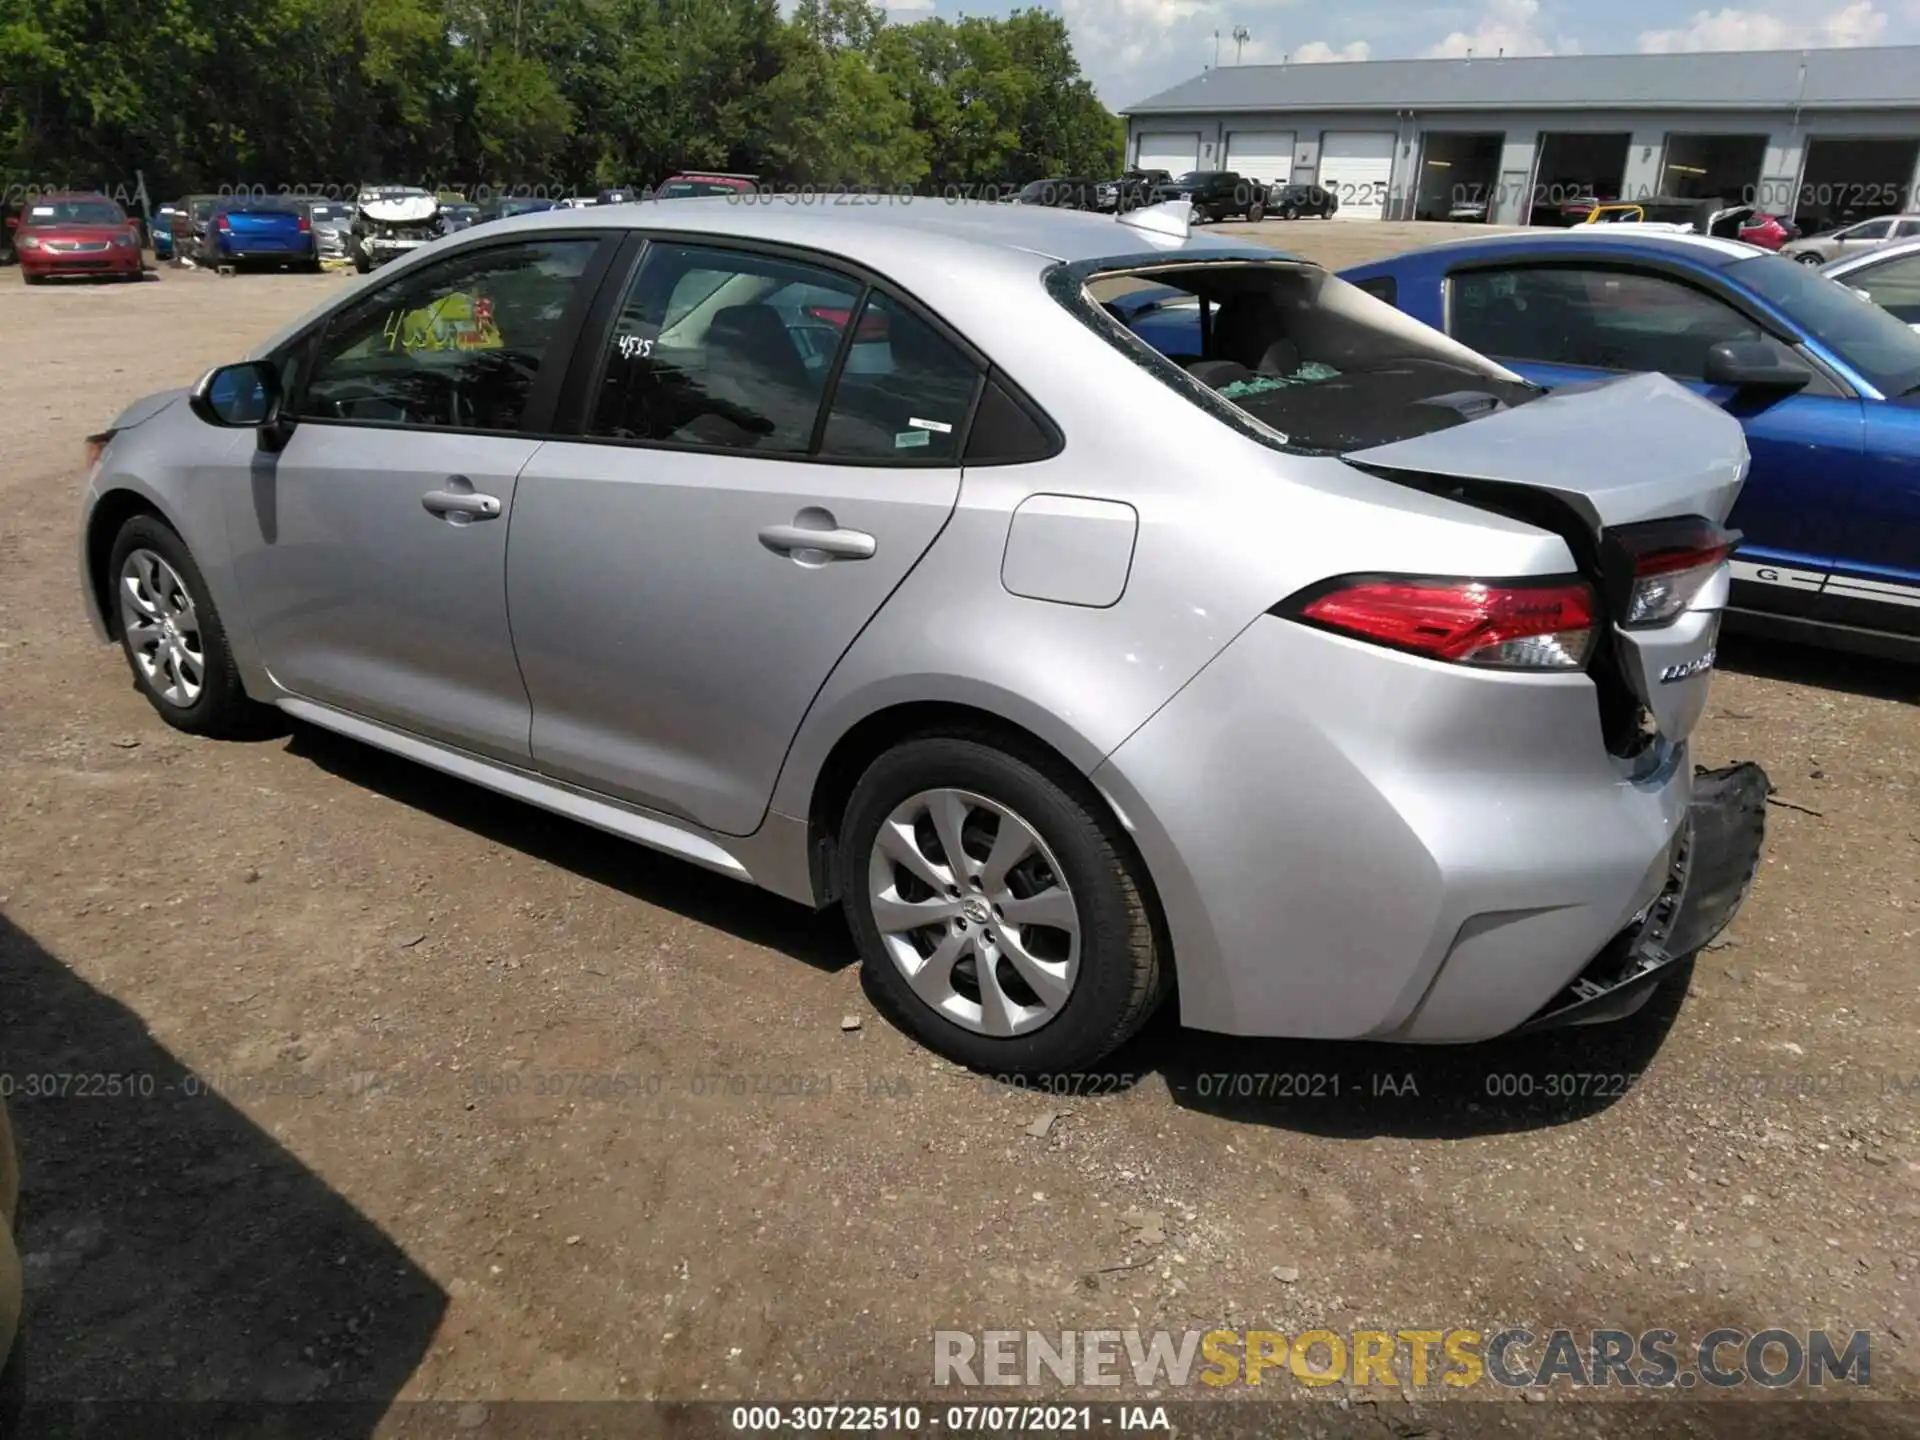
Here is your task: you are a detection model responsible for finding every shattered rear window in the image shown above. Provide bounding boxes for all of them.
[1073,260,1542,454]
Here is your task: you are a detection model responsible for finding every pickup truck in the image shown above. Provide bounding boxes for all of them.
[1147,171,1266,223]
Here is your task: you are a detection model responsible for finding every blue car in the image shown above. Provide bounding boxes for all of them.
[201,199,320,271]
[1334,231,1920,660]
[149,203,182,260]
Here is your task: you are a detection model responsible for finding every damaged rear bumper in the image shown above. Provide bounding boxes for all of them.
[1519,762,1769,1031]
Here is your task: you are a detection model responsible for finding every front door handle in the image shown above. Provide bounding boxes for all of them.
[422,478,502,523]
[758,513,876,563]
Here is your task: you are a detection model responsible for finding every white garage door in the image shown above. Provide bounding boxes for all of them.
[1224,130,1294,189]
[1135,131,1200,175]
[1319,131,1396,220]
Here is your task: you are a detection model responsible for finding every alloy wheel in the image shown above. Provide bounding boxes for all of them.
[119,548,205,707]
[866,788,1081,1037]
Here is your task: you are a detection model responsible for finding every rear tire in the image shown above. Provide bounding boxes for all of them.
[1247,201,1266,222]
[107,515,275,738]
[838,735,1168,1075]
[1794,251,1822,264]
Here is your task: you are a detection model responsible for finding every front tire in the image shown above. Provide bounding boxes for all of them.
[1794,251,1822,264]
[1247,201,1266,222]
[107,516,273,738]
[838,736,1167,1074]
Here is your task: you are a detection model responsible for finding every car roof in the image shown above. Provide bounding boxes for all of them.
[466,194,1286,267]
[1347,228,1763,272]
[246,197,1301,365]
[21,192,124,206]
[1823,235,1920,274]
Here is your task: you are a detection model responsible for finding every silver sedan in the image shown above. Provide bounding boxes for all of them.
[1821,235,1920,328]
[1781,212,1920,264]
[75,199,1767,1072]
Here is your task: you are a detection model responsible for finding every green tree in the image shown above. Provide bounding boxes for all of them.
[0,0,1124,203]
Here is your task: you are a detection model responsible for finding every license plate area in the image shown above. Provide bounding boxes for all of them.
[1520,761,1769,1030]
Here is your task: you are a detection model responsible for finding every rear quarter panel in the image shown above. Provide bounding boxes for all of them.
[767,275,1576,838]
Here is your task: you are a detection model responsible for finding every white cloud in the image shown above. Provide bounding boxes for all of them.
[1637,1,1890,51]
[1292,38,1374,61]
[1423,0,1566,57]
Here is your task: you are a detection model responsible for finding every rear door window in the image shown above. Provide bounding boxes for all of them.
[1449,266,1762,378]
[815,292,983,462]
[590,243,862,453]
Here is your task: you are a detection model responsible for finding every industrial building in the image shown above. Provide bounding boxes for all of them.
[1121,45,1920,227]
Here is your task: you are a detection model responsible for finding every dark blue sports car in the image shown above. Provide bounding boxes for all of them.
[1338,232,1920,660]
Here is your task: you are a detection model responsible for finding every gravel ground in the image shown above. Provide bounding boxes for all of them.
[0,221,1916,1438]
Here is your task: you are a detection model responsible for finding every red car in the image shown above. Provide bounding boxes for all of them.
[13,193,146,283]
[1737,211,1797,250]
[653,171,761,199]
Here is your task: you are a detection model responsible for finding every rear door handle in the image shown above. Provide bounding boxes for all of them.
[422,479,502,523]
[758,521,876,562]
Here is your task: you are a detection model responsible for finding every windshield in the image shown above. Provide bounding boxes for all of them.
[1078,260,1539,454]
[24,200,124,227]
[1170,173,1208,187]
[657,180,739,198]
[305,202,347,222]
[1729,252,1920,396]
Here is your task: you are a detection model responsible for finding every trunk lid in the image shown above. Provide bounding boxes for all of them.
[223,208,303,247]
[1346,371,1750,751]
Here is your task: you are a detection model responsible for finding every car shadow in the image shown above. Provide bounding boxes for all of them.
[0,911,446,1434]
[283,721,1690,1140]
[1716,630,1918,705]
[283,722,856,975]
[1101,961,1696,1139]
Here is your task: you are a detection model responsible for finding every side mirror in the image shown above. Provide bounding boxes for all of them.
[1702,340,1811,393]
[189,361,283,428]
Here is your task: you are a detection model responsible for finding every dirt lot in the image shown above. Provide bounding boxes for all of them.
[1,220,1917,1437]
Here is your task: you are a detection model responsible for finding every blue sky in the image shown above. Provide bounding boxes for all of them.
[883,0,1920,107]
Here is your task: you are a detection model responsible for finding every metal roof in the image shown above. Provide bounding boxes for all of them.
[1125,44,1920,116]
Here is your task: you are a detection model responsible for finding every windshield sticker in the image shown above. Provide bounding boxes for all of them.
[28,205,54,218]
[894,429,932,449]
[381,292,503,352]
[908,416,952,433]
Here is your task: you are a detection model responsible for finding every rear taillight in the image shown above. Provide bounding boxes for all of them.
[216,213,232,231]
[297,215,311,232]
[1602,517,1738,629]
[1282,575,1598,671]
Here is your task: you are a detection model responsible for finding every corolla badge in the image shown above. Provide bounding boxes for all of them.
[1660,650,1717,684]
